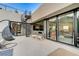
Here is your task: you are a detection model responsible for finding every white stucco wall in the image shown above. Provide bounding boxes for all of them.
[0,9,21,22]
[0,21,9,32]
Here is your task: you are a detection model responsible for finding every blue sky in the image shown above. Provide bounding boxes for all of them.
[4,3,41,13]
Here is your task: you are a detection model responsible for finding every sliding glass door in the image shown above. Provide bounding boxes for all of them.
[58,12,74,45]
[48,17,56,41]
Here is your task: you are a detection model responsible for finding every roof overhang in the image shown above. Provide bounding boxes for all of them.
[28,3,79,23]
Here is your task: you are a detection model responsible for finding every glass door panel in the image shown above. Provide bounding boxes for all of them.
[76,11,79,47]
[48,18,56,40]
[58,13,74,45]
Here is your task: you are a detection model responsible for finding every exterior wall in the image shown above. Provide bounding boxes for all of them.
[0,9,21,22]
[0,21,9,32]
[21,23,26,36]
[26,23,32,36]
[31,25,33,34]
[46,21,50,38]
[43,21,46,37]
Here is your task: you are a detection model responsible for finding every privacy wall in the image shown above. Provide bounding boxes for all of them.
[0,9,21,22]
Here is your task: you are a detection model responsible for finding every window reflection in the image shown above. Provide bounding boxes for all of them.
[58,13,74,45]
[77,11,79,36]
[48,18,56,40]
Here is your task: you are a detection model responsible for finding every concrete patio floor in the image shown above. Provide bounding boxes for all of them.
[11,36,79,56]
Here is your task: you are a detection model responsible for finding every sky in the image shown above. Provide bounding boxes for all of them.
[2,3,41,13]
